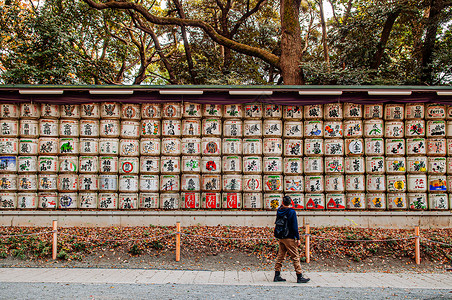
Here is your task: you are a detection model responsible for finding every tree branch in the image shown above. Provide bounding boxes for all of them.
[230,0,267,36]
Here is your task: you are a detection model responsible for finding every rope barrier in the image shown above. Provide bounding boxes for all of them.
[421,238,452,247]
[180,232,274,241]
[312,236,416,243]
[0,230,55,239]
[57,232,175,243]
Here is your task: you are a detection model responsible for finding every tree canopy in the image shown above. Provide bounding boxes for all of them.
[0,0,451,85]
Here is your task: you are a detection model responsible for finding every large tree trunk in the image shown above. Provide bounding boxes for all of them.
[280,0,304,85]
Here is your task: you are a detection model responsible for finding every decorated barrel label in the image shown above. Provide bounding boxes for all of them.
[324,103,343,120]
[283,157,302,175]
[99,174,118,191]
[119,193,139,209]
[428,157,446,174]
[140,138,160,156]
[384,121,404,138]
[59,119,79,137]
[303,104,322,120]
[201,192,221,209]
[161,138,181,156]
[160,193,180,209]
[305,193,325,210]
[182,119,201,136]
[203,104,222,118]
[99,119,120,137]
[426,120,446,138]
[284,139,303,156]
[223,175,243,192]
[387,175,406,192]
[345,138,364,156]
[364,104,383,119]
[263,175,283,192]
[406,156,427,173]
[346,193,366,209]
[120,121,140,139]
[344,157,365,174]
[223,156,242,173]
[17,192,38,209]
[242,175,262,192]
[58,193,78,209]
[181,156,201,173]
[160,156,180,174]
[80,103,100,119]
[243,120,262,137]
[38,174,58,191]
[304,138,323,156]
[139,174,159,192]
[79,156,99,173]
[119,175,139,192]
[304,156,323,175]
[305,176,324,193]
[283,105,302,119]
[60,105,80,119]
[387,193,407,210]
[78,193,98,209]
[405,103,424,120]
[181,174,201,192]
[139,193,159,209]
[263,157,282,174]
[263,104,281,119]
[324,121,343,138]
[326,194,346,210]
[408,193,427,210]
[343,120,362,138]
[223,120,243,137]
[384,104,404,120]
[263,120,282,137]
[59,156,78,173]
[98,193,118,209]
[0,119,19,137]
[119,157,139,174]
[366,175,386,192]
[224,104,243,119]
[264,193,283,210]
[142,104,161,119]
[323,139,343,156]
[99,156,118,173]
[428,175,447,192]
[325,175,345,192]
[19,139,38,155]
[17,174,37,191]
[80,119,99,137]
[202,137,221,156]
[364,138,384,156]
[282,121,302,139]
[180,192,201,209]
[304,120,323,137]
[59,138,78,155]
[222,192,242,209]
[244,103,263,119]
[243,139,262,155]
[202,119,221,136]
[17,156,36,173]
[366,193,386,210]
[385,157,406,174]
[141,119,160,137]
[325,156,344,173]
[181,138,201,155]
[426,104,446,119]
[285,193,304,209]
[58,174,78,192]
[427,138,446,156]
[38,192,58,209]
[243,193,263,209]
[0,104,19,119]
[121,104,141,120]
[182,102,202,118]
[385,139,405,156]
[20,103,40,119]
[201,156,221,173]
[406,138,426,155]
[0,138,18,155]
[100,102,120,119]
[160,175,180,191]
[284,176,304,192]
[39,119,58,137]
[0,156,17,173]
[119,139,139,156]
[345,175,365,192]
[99,138,119,155]
[344,103,362,119]
[405,120,425,137]
[201,174,221,191]
[363,119,384,137]
[162,119,181,136]
[429,193,449,210]
[38,156,58,173]
[140,156,160,174]
[407,174,427,192]
[78,174,98,191]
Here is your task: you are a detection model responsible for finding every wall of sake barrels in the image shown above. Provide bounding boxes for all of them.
[0,102,451,211]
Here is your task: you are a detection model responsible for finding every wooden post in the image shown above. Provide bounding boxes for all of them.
[176,222,181,262]
[305,224,310,264]
[52,220,58,260]
[415,226,420,265]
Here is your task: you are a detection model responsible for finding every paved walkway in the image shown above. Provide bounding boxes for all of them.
[0,268,450,289]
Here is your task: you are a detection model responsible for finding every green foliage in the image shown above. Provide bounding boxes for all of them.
[128,244,142,255]
[57,250,68,260]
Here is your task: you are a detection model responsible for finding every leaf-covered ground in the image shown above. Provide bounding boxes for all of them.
[0,226,451,273]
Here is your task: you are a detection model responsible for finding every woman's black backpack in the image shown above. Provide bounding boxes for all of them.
[274,214,289,239]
